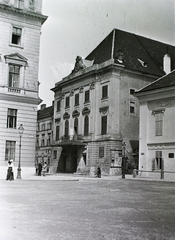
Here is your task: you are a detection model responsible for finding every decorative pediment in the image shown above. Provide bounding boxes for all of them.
[4,53,28,66]
[99,106,109,115]
[72,110,80,118]
[82,107,90,116]
[63,112,70,120]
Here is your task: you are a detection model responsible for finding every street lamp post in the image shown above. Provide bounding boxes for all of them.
[122,141,126,179]
[17,124,24,179]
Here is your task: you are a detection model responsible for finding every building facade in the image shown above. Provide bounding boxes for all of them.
[36,104,53,173]
[50,29,175,176]
[135,70,175,180]
[0,0,47,178]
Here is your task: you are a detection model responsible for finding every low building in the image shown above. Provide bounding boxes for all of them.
[135,70,175,180]
[49,29,175,176]
[36,104,53,173]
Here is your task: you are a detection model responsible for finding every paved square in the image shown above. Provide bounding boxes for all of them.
[0,178,175,240]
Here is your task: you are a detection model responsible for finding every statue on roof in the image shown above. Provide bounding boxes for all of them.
[71,56,86,74]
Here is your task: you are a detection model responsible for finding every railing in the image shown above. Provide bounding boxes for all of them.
[133,169,175,179]
[8,87,21,93]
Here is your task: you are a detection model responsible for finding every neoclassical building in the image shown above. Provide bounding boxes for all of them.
[0,0,47,178]
[49,29,175,176]
[135,70,175,180]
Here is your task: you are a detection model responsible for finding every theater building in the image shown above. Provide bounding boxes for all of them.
[51,29,175,175]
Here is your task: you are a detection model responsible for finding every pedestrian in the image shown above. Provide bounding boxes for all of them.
[6,159,14,181]
[42,162,47,176]
[96,166,101,178]
[38,161,42,176]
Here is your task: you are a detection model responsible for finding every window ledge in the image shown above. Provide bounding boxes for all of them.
[9,43,24,49]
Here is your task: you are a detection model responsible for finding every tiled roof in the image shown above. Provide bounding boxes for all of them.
[37,106,53,120]
[136,70,175,93]
[85,29,175,77]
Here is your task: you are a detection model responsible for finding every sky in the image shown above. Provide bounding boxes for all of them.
[38,0,175,107]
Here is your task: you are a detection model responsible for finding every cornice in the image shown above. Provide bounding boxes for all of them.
[0,4,48,24]
[0,92,42,105]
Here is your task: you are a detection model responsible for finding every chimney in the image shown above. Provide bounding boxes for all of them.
[41,104,46,110]
[163,54,171,74]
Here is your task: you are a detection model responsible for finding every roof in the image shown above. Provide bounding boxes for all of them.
[37,106,53,120]
[135,70,175,93]
[85,29,175,77]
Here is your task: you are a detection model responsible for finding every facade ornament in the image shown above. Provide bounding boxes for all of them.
[71,56,86,74]
[99,106,109,115]
[90,82,95,90]
[63,112,70,120]
[82,107,90,116]
[79,86,84,93]
[70,89,74,96]
[60,92,65,99]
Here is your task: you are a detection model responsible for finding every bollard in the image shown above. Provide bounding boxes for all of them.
[133,169,137,178]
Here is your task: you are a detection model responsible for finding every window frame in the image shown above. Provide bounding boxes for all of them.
[84,115,89,136]
[56,125,60,141]
[155,112,163,136]
[101,115,107,135]
[75,93,79,106]
[65,96,70,108]
[85,90,90,103]
[7,108,17,129]
[102,85,108,99]
[99,146,105,158]
[5,141,16,161]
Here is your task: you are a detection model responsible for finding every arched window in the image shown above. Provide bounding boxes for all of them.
[65,120,69,137]
[84,115,89,136]
[74,118,78,135]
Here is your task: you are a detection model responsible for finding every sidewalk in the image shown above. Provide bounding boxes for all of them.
[12,173,175,182]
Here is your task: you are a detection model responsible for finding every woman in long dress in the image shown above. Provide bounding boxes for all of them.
[6,159,14,181]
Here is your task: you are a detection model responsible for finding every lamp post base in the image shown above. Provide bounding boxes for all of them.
[17,167,22,179]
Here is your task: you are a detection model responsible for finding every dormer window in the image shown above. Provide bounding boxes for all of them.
[11,27,22,45]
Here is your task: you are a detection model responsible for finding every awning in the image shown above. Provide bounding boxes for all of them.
[130,140,139,153]
[56,139,86,147]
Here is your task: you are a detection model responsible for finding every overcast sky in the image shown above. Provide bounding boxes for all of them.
[38,0,175,107]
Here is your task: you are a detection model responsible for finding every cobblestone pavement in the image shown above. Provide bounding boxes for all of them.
[0,177,175,240]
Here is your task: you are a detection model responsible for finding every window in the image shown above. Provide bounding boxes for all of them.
[36,123,39,132]
[9,65,20,88]
[7,109,17,129]
[16,0,24,9]
[47,134,51,146]
[57,101,60,112]
[74,118,78,135]
[130,101,135,114]
[53,150,57,159]
[65,96,70,108]
[101,116,107,135]
[130,89,135,95]
[47,122,51,130]
[102,85,108,99]
[85,90,90,103]
[5,141,16,161]
[155,151,162,170]
[99,147,104,158]
[36,136,39,148]
[65,120,69,137]
[155,112,163,136]
[75,93,79,106]
[56,125,60,141]
[41,134,45,147]
[169,153,174,158]
[41,124,45,131]
[11,27,22,45]
[84,115,89,136]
